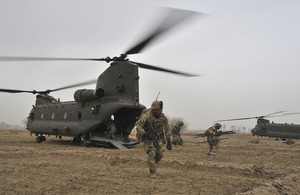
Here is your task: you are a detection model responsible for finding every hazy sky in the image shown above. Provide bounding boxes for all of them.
[0,0,300,130]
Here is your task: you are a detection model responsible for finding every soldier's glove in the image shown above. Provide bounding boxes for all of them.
[166,141,172,150]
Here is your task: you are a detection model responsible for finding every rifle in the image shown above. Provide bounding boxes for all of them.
[146,121,160,152]
[194,130,235,138]
[196,138,229,144]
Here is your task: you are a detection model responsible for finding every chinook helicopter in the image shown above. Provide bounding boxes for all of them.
[216,111,300,144]
[0,8,200,149]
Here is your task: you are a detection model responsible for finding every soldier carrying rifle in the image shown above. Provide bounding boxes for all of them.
[135,100,172,178]
[171,121,184,146]
[205,123,222,156]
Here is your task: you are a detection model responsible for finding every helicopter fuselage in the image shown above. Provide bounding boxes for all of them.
[251,119,300,139]
[27,100,144,136]
[26,61,146,148]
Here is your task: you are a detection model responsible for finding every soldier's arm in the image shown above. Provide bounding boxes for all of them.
[135,113,149,136]
[171,126,176,134]
[163,116,171,142]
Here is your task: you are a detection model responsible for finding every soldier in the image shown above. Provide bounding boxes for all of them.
[135,100,172,178]
[205,123,222,156]
[171,121,184,146]
[104,119,117,139]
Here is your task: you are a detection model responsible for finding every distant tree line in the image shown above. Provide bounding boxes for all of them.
[222,124,251,133]
[167,116,188,131]
[0,122,24,130]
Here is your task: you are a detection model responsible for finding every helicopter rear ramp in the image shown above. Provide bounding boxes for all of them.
[88,135,139,149]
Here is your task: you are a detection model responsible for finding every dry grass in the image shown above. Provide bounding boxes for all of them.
[0,130,299,194]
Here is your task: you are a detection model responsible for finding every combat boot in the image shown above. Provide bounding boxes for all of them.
[149,171,156,179]
[207,152,216,156]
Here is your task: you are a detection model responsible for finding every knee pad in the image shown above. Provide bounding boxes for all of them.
[147,150,156,159]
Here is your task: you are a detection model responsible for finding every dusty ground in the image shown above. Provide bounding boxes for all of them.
[0,130,299,195]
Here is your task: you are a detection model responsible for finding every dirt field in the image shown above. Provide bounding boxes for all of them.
[0,130,299,195]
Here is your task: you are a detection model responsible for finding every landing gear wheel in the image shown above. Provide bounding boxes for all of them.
[36,136,43,143]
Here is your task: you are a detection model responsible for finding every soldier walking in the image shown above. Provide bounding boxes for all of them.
[135,100,172,178]
[104,119,117,139]
[171,121,184,146]
[205,123,222,156]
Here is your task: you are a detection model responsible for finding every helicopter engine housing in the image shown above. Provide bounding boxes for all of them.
[74,89,98,103]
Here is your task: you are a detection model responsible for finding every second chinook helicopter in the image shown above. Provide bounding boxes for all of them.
[216,111,300,144]
[0,8,201,149]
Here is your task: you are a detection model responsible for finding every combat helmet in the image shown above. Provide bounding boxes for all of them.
[151,100,163,110]
[178,121,184,126]
[215,123,222,128]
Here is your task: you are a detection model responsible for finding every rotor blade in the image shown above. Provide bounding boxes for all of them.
[266,112,300,118]
[264,111,287,117]
[0,56,107,61]
[282,112,300,115]
[49,79,97,93]
[215,116,259,122]
[125,7,201,55]
[132,61,200,77]
[0,88,36,94]
[0,79,97,95]
[216,111,294,122]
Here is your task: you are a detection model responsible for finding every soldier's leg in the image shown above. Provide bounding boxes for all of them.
[207,143,214,155]
[214,136,220,150]
[179,138,183,146]
[144,140,156,174]
[213,144,216,151]
[155,143,164,164]
[111,128,116,139]
[215,143,219,150]
[207,136,212,155]
[171,135,176,145]
[147,150,157,173]
[173,135,179,146]
[176,136,181,146]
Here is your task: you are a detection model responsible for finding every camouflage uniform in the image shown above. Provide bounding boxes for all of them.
[136,101,171,176]
[171,121,184,146]
[105,120,117,139]
[205,123,222,156]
